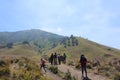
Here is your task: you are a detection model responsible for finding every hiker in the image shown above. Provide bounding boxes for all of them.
[40,58,46,72]
[49,53,54,65]
[53,52,57,65]
[63,53,67,63]
[58,54,61,65]
[79,54,87,78]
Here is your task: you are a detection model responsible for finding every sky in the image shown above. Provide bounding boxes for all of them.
[0,0,120,49]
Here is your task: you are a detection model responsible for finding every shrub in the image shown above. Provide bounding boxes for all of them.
[115,65,120,72]
[64,70,77,80]
[64,70,72,80]
[49,66,58,74]
[105,71,110,77]
[68,61,75,66]
[0,67,10,76]
[114,73,120,80]
[104,54,112,58]
[0,60,6,67]
[18,61,24,67]
[104,65,111,71]
[75,64,81,69]
[87,63,92,69]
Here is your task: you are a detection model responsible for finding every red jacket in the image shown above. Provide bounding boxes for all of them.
[41,59,45,65]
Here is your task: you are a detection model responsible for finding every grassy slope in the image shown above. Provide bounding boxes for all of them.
[0,44,39,59]
[46,37,120,62]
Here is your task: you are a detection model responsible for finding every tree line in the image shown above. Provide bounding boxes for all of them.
[61,35,79,48]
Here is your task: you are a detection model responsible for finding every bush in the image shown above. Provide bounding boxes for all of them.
[68,61,75,66]
[64,70,77,80]
[25,64,33,71]
[6,42,13,48]
[49,66,58,74]
[87,63,92,69]
[0,67,10,76]
[18,61,24,67]
[115,65,120,72]
[105,72,110,77]
[114,73,120,80]
[64,70,72,80]
[75,64,81,69]
[0,60,6,67]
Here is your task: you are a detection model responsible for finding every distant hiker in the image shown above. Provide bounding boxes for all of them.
[79,54,87,78]
[40,58,46,72]
[58,54,61,65]
[63,53,67,63]
[49,53,54,65]
[53,52,57,65]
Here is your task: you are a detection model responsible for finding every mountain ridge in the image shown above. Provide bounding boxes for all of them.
[0,29,64,44]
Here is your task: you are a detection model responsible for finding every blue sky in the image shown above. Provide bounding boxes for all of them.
[0,0,120,49]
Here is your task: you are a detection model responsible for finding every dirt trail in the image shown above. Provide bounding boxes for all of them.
[57,64,111,80]
[41,62,111,80]
[45,70,63,80]
[38,62,63,80]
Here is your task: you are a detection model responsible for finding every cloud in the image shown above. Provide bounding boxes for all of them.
[57,27,62,32]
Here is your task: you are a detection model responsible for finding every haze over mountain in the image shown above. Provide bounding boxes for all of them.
[0,29,119,56]
[0,29,64,44]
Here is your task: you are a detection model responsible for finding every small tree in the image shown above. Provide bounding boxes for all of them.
[68,39,71,46]
[22,41,29,44]
[75,39,79,46]
[6,43,13,48]
[72,39,75,46]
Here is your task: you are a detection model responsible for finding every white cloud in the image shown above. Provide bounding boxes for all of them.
[57,27,62,32]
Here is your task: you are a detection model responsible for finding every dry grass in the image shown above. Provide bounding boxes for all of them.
[0,56,50,80]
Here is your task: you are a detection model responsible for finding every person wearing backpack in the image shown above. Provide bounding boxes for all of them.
[79,54,88,78]
[40,58,46,72]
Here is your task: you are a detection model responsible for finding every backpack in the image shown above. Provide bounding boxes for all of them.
[80,57,87,66]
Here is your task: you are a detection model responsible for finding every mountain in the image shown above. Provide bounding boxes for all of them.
[0,29,64,44]
[0,29,119,58]
[0,29,65,52]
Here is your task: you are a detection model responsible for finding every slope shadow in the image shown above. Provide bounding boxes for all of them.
[82,77,92,80]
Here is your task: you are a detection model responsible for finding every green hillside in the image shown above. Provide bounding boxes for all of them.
[46,36,120,61]
[0,44,40,61]
[0,29,119,61]
[0,29,64,44]
[0,29,65,53]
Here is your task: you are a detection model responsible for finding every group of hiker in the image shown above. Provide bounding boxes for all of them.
[49,52,67,65]
[40,53,88,78]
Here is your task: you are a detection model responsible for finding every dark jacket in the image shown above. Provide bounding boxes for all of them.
[80,57,87,66]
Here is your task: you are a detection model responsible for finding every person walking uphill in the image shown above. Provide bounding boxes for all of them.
[40,58,47,72]
[63,53,67,64]
[53,52,57,65]
[79,54,88,78]
[49,53,54,65]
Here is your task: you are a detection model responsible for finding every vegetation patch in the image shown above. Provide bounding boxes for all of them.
[49,66,58,74]
[0,57,50,80]
[63,70,77,80]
